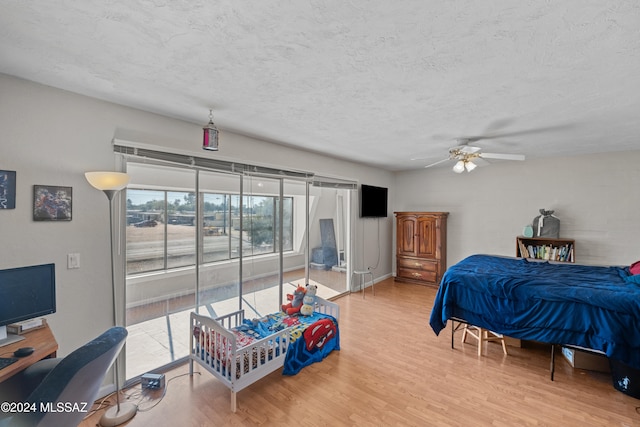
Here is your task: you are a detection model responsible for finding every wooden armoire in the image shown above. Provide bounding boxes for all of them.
[394,212,448,287]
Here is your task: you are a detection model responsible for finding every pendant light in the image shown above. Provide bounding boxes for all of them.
[203,109,219,151]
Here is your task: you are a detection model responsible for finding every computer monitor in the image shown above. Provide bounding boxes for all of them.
[0,263,56,347]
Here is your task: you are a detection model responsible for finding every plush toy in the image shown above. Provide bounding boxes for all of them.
[300,283,317,316]
[282,285,306,315]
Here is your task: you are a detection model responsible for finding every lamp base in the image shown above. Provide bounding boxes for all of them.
[99,402,138,426]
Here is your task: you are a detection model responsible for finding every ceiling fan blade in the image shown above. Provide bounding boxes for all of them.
[472,157,490,167]
[480,152,525,161]
[464,124,573,142]
[458,145,481,154]
[424,158,451,168]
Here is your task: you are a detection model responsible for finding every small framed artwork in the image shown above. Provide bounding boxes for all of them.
[33,185,72,221]
[0,170,16,209]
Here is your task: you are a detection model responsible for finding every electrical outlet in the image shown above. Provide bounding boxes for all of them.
[67,253,80,269]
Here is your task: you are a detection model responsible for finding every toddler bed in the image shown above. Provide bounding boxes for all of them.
[189,296,340,412]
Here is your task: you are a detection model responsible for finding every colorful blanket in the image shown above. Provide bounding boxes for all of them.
[231,311,340,375]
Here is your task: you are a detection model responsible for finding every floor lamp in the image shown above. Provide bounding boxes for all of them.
[85,171,138,426]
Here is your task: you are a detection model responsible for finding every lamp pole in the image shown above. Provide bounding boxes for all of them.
[85,172,137,426]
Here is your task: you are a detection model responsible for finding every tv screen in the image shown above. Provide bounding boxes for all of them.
[360,184,388,218]
[0,263,56,326]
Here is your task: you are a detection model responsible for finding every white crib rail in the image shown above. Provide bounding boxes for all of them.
[314,296,340,320]
[189,311,292,412]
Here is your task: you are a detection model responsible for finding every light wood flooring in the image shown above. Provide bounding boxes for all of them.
[80,278,640,426]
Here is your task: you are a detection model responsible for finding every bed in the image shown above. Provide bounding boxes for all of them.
[429,254,640,377]
[189,296,340,412]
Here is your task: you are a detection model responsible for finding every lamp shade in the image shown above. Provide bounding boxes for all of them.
[452,160,465,173]
[85,172,130,191]
[203,123,219,150]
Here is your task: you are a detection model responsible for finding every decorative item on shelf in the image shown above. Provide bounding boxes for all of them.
[202,109,219,151]
[84,171,138,426]
[522,225,534,237]
[532,209,560,238]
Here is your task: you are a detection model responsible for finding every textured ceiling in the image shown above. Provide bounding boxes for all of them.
[1,1,639,171]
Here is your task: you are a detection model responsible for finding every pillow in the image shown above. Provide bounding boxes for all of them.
[630,260,640,275]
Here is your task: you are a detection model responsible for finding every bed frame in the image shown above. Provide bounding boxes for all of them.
[431,254,640,381]
[189,296,340,412]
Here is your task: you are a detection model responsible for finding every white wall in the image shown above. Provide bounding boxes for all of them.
[393,150,640,269]
[0,74,394,354]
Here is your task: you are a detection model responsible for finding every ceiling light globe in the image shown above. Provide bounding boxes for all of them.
[465,161,477,172]
[452,160,465,173]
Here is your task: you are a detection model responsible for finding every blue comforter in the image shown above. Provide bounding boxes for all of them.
[429,254,640,369]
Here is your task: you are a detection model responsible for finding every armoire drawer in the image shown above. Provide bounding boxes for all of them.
[397,258,437,272]
[397,267,437,283]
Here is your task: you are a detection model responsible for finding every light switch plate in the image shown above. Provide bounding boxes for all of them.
[67,253,80,269]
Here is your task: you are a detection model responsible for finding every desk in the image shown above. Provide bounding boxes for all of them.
[0,324,58,383]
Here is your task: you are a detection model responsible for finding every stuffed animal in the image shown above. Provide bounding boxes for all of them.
[282,285,306,315]
[300,283,317,316]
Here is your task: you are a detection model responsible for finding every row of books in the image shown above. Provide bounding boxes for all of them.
[518,241,574,262]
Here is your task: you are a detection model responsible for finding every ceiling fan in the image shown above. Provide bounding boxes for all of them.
[422,138,525,173]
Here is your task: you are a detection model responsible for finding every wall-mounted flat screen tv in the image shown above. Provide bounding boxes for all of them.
[360,184,388,218]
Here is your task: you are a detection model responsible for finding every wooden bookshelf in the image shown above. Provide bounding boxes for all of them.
[516,236,575,263]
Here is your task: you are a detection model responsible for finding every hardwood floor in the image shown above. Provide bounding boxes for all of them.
[80,278,640,426]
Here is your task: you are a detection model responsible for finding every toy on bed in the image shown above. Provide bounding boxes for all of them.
[300,283,317,316]
[282,285,305,315]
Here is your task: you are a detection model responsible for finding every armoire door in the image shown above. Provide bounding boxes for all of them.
[416,216,436,258]
[397,215,417,257]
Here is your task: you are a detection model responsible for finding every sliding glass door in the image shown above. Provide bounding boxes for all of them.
[124,163,198,379]
[119,156,355,381]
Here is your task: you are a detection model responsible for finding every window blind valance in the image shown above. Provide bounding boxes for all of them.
[113,142,313,180]
[113,141,358,189]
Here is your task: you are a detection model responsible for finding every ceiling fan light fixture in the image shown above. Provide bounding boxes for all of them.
[453,160,465,173]
[465,161,477,172]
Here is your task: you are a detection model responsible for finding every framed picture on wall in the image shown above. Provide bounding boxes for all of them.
[33,185,72,221]
[0,170,16,209]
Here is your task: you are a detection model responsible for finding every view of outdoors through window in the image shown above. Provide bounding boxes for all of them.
[123,168,351,380]
[126,189,293,275]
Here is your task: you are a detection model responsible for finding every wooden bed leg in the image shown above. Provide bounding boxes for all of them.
[230,391,237,413]
[550,345,555,381]
[500,335,508,355]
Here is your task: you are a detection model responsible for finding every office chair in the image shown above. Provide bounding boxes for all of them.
[0,326,127,427]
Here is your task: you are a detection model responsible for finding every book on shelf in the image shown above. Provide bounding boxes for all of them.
[517,238,574,262]
[518,240,530,258]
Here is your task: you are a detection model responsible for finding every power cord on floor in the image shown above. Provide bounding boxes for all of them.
[82,390,117,421]
[83,371,202,422]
